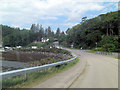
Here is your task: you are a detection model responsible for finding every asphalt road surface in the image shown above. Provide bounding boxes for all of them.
[33,49,118,88]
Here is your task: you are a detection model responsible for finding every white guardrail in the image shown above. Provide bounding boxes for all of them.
[0,56,77,79]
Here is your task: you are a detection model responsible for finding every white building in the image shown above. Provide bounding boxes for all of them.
[16,46,22,49]
[31,46,37,49]
[41,38,49,43]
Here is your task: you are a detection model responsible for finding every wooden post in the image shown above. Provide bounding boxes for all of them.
[24,73,27,80]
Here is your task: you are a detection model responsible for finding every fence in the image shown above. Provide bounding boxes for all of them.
[0,56,77,79]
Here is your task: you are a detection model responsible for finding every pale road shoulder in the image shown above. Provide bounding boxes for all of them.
[33,49,118,88]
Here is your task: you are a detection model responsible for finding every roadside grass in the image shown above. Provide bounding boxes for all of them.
[85,50,94,53]
[115,56,120,59]
[27,42,43,48]
[2,58,79,88]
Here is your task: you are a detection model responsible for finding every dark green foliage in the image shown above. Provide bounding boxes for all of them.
[61,10,119,52]
[27,42,43,48]
[100,36,119,52]
[2,24,56,47]
[2,76,26,88]
[55,28,61,38]
[3,29,30,47]
[58,32,66,44]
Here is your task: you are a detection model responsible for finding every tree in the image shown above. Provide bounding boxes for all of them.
[63,10,119,51]
[36,23,40,32]
[55,28,61,38]
[59,31,66,44]
[82,17,87,22]
[38,25,44,41]
[2,24,56,47]
[47,26,52,38]
[44,28,48,38]
[30,24,36,33]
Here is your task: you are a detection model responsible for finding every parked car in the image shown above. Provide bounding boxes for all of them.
[31,46,37,49]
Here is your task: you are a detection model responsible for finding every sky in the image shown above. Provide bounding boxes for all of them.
[0,0,119,32]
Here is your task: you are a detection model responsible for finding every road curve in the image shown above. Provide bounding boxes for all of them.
[33,49,118,88]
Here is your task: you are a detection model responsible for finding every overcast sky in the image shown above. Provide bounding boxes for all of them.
[0,0,119,32]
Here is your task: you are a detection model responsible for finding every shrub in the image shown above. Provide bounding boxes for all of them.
[27,42,43,48]
[100,36,119,52]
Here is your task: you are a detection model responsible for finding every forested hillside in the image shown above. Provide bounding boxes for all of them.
[2,24,64,47]
[60,10,119,52]
[2,26,30,46]
[1,10,119,52]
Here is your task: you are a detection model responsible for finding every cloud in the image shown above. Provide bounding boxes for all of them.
[64,22,78,27]
[0,0,119,29]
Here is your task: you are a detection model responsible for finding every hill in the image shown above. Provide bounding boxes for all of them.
[61,10,119,52]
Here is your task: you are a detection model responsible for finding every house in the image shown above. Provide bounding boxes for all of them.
[54,38,58,42]
[16,46,22,49]
[41,38,49,43]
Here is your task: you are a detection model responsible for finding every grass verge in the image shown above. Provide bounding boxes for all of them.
[2,58,79,88]
[85,50,94,53]
[115,56,120,59]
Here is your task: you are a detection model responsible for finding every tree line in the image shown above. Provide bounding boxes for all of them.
[2,10,119,52]
[59,10,119,52]
[2,24,64,47]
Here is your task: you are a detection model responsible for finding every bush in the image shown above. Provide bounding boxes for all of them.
[100,36,119,52]
[2,76,26,88]
[92,47,102,51]
[27,42,43,48]
[102,43,115,52]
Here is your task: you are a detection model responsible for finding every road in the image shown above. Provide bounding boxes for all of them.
[33,49,118,88]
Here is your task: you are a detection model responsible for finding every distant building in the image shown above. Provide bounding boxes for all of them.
[54,38,58,42]
[71,45,74,48]
[16,46,22,49]
[41,38,49,43]
[31,46,37,49]
[33,40,40,43]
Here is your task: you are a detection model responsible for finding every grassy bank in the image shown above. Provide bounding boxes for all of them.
[2,48,72,68]
[2,57,79,88]
[115,56,120,59]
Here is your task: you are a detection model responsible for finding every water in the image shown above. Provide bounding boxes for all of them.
[1,60,30,72]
